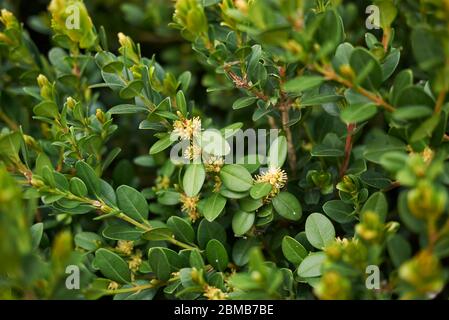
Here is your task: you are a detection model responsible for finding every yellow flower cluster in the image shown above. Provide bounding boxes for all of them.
[172,116,202,141]
[180,193,200,222]
[255,166,288,198]
[115,240,134,256]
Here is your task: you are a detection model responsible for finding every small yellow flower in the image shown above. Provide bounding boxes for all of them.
[184,144,202,160]
[116,240,134,256]
[204,155,224,173]
[213,175,222,192]
[180,193,200,222]
[108,281,119,291]
[203,285,227,300]
[255,166,288,198]
[128,250,143,272]
[154,175,170,191]
[172,116,202,140]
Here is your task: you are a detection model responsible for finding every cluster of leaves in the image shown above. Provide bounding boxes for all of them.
[1,0,449,300]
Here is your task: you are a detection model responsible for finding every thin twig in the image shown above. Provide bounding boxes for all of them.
[315,64,396,112]
[339,123,355,178]
[434,90,446,114]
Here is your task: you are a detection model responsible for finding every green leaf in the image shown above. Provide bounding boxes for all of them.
[75,232,102,251]
[232,238,259,267]
[232,96,258,110]
[109,104,148,114]
[232,210,255,236]
[220,164,253,192]
[350,48,383,90]
[167,216,195,244]
[206,239,228,271]
[272,192,302,221]
[30,223,43,250]
[239,197,263,212]
[176,91,187,116]
[410,114,440,143]
[297,252,326,278]
[117,185,148,222]
[189,249,205,270]
[95,248,131,283]
[361,192,388,222]
[75,161,100,195]
[387,234,412,268]
[250,182,272,199]
[268,135,287,168]
[119,80,144,99]
[363,134,406,164]
[311,133,344,157]
[33,101,59,118]
[305,213,335,249]
[197,220,227,249]
[102,225,143,241]
[142,227,173,241]
[392,105,432,121]
[411,26,445,71]
[148,247,171,281]
[341,103,377,124]
[203,193,226,222]
[284,76,324,93]
[183,164,206,197]
[70,177,88,197]
[282,236,307,265]
[322,200,355,224]
[149,136,174,155]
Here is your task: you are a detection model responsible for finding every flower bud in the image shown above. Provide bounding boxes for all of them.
[66,97,76,109]
[399,250,444,297]
[355,211,384,244]
[48,0,97,49]
[95,109,106,124]
[315,271,352,300]
[0,9,18,29]
[117,32,140,64]
[339,64,355,80]
[37,74,53,100]
[173,0,209,42]
[407,181,447,220]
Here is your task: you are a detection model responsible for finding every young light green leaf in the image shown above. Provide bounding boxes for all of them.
[268,135,287,168]
[232,210,255,236]
[183,164,206,197]
[297,252,326,278]
[305,213,335,249]
[282,236,308,265]
[220,164,253,192]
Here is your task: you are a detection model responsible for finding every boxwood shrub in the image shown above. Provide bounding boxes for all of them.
[1,0,449,300]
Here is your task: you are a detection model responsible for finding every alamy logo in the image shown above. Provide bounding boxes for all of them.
[65,265,80,290]
[365,5,380,30]
[169,128,281,166]
[365,265,381,290]
[65,5,80,30]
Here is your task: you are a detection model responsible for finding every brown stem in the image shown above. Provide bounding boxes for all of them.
[339,123,355,178]
[225,69,269,101]
[280,105,297,175]
[434,90,446,114]
[0,108,19,131]
[382,28,391,52]
[315,64,396,113]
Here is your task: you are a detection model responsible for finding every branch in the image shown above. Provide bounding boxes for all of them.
[339,123,355,178]
[315,64,396,113]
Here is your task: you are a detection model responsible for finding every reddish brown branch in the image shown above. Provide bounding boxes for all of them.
[339,123,355,178]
